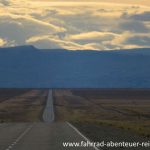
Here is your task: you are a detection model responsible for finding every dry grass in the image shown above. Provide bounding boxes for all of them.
[54,89,150,138]
[0,89,48,122]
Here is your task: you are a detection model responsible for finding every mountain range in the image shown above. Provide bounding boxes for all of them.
[0,46,150,88]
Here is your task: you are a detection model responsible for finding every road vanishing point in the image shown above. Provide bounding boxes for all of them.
[0,90,101,150]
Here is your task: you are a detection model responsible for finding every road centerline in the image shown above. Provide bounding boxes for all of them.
[4,124,33,150]
[43,90,55,123]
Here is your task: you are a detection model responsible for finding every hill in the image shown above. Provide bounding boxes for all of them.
[0,46,150,88]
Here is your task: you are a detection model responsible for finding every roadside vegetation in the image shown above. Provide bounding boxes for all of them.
[54,89,150,141]
[0,89,48,122]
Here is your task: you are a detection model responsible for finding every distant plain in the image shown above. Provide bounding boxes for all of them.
[0,89,149,150]
[54,89,150,141]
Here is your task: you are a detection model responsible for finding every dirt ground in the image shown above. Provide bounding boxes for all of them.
[0,89,48,122]
[53,89,150,150]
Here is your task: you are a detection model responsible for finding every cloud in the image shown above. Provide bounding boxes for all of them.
[65,31,117,47]
[0,0,10,6]
[119,20,149,33]
[66,31,116,41]
[26,35,103,50]
[0,1,150,50]
[0,38,6,47]
[123,11,150,21]
[0,14,65,45]
[124,34,150,47]
[26,35,63,49]
[107,32,150,49]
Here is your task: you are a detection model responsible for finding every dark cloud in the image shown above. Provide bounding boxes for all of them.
[124,35,150,47]
[119,20,149,33]
[0,0,10,6]
[122,11,150,21]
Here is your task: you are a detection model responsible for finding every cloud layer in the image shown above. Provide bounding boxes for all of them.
[0,0,150,50]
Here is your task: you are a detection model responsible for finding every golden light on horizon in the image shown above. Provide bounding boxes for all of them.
[33,0,150,7]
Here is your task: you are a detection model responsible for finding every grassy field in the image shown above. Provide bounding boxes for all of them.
[0,89,48,122]
[53,89,150,146]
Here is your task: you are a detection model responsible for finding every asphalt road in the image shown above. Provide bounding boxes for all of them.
[43,90,54,123]
[0,90,100,150]
[0,122,99,150]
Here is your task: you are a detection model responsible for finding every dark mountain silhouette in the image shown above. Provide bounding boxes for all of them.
[0,46,150,88]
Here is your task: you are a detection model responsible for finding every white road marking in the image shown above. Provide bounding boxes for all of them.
[4,125,33,150]
[67,122,102,150]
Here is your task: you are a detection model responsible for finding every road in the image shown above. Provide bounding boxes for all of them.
[0,122,100,150]
[43,90,54,123]
[0,90,100,150]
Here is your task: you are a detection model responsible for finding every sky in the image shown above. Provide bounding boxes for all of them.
[0,0,150,50]
[38,0,150,6]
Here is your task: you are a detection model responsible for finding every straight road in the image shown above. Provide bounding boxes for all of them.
[0,122,99,150]
[0,123,33,150]
[0,90,100,150]
[43,90,54,123]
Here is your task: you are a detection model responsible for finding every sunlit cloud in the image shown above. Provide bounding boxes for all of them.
[26,35,100,50]
[0,0,150,50]
[66,32,117,41]
[0,38,6,47]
